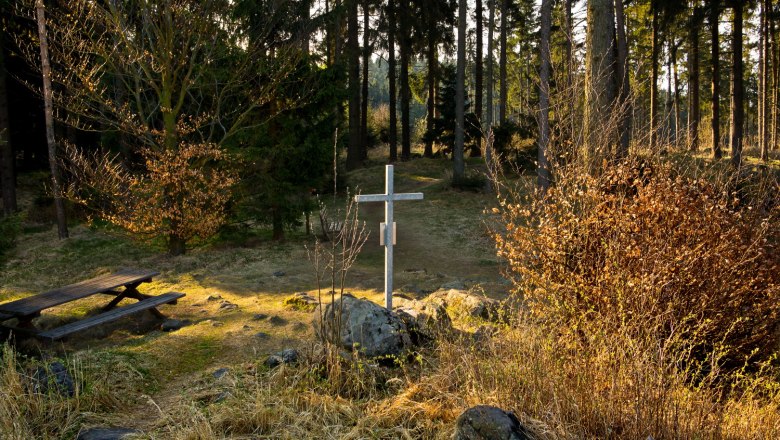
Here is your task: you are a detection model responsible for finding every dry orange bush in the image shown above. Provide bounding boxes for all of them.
[494,158,780,365]
[63,138,236,254]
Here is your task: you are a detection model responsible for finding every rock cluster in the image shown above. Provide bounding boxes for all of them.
[312,289,499,358]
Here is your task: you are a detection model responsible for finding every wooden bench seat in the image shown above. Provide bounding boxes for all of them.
[38,292,185,340]
[0,268,159,318]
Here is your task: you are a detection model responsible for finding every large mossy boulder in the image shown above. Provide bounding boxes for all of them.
[425,289,502,321]
[393,296,453,342]
[312,294,412,358]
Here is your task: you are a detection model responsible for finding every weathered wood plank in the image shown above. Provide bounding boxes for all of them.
[0,268,159,317]
[38,292,185,340]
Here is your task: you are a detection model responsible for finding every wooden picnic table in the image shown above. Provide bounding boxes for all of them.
[0,268,184,340]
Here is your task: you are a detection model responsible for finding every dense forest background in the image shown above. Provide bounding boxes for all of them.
[0,0,779,252]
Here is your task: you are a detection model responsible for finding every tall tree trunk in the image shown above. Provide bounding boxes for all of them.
[650,1,659,152]
[672,42,680,147]
[485,0,495,166]
[486,0,495,129]
[770,0,778,152]
[326,0,332,65]
[538,0,552,191]
[35,0,68,239]
[729,2,743,168]
[454,0,466,182]
[563,0,575,148]
[425,36,436,158]
[400,0,411,160]
[584,0,617,165]
[0,25,16,215]
[761,0,770,161]
[759,0,765,158]
[614,0,631,157]
[297,0,311,54]
[711,0,721,159]
[361,0,370,161]
[347,0,361,170]
[688,2,700,152]
[498,0,507,124]
[474,0,483,157]
[388,0,398,162]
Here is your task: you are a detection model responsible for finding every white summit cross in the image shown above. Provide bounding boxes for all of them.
[355,165,423,310]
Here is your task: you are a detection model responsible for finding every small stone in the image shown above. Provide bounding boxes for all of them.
[211,320,224,327]
[254,332,271,340]
[212,368,229,379]
[282,292,318,312]
[207,294,223,301]
[273,270,286,277]
[161,319,185,332]
[219,301,238,311]
[265,348,299,368]
[32,361,75,398]
[454,405,531,440]
[242,324,251,330]
[267,315,287,326]
[252,313,269,321]
[404,268,427,274]
[76,427,141,440]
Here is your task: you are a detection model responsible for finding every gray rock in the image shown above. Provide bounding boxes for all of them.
[161,319,185,332]
[219,301,238,311]
[273,270,286,277]
[252,313,269,321]
[212,368,229,379]
[76,427,140,440]
[394,297,452,342]
[441,280,467,290]
[453,406,531,440]
[267,315,287,326]
[426,289,501,321]
[403,268,427,274]
[265,348,299,368]
[313,294,412,358]
[32,361,74,397]
[206,294,223,301]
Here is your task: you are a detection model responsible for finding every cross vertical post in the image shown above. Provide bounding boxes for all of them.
[384,165,394,311]
[355,165,423,309]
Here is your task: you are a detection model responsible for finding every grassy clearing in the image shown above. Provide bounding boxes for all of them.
[3,151,778,439]
[0,156,506,437]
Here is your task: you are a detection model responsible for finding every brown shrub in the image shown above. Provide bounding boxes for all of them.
[493,158,780,365]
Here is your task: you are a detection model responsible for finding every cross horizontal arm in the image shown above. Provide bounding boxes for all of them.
[355,194,389,202]
[354,192,424,203]
[391,193,424,201]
